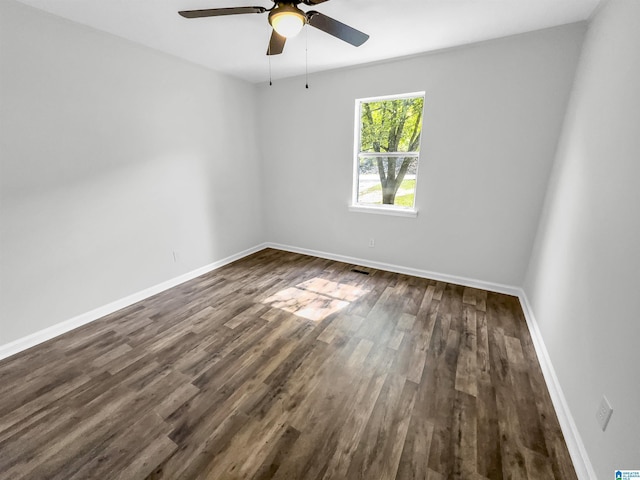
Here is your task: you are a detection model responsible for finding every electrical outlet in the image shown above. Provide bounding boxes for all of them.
[596,395,613,431]
[368,238,375,248]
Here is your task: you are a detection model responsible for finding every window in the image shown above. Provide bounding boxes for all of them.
[351,92,425,217]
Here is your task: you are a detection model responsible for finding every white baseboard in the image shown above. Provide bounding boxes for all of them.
[265,242,521,296]
[0,243,267,362]
[517,290,596,480]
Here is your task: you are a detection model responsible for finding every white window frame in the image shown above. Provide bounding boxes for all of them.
[349,91,425,218]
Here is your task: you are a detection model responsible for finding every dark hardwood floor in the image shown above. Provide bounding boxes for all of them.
[0,248,577,479]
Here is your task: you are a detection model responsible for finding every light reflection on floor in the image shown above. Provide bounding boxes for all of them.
[262,278,371,321]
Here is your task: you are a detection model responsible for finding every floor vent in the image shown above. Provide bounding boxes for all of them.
[351,268,370,275]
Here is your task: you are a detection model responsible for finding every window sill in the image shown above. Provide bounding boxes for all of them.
[348,204,418,218]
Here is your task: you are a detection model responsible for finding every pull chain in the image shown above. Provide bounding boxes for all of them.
[305,27,309,89]
[268,47,273,86]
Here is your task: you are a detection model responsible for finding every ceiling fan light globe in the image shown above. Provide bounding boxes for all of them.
[269,6,305,38]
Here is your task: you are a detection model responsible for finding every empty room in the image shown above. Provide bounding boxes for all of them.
[1,0,638,478]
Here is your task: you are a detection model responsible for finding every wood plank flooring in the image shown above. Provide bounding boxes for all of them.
[0,248,577,479]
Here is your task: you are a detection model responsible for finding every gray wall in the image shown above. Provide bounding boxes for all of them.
[524,0,640,476]
[257,24,586,287]
[0,1,264,345]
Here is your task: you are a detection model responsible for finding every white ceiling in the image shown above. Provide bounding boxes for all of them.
[16,0,600,83]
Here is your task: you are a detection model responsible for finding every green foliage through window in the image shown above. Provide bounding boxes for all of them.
[360,97,424,153]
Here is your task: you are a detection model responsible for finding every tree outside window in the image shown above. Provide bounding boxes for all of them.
[353,92,424,212]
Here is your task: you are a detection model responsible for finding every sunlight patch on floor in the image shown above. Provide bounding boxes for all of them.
[296,278,371,302]
[262,278,370,321]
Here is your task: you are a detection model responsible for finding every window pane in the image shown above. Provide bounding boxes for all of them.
[357,157,418,208]
[360,97,424,153]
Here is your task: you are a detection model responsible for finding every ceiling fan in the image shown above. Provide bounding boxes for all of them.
[178,1,369,56]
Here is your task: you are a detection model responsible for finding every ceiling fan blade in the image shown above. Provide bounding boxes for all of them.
[302,0,330,5]
[178,6,266,18]
[306,11,369,47]
[267,29,286,55]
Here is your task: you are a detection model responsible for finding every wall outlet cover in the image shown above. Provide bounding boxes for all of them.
[596,395,613,431]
